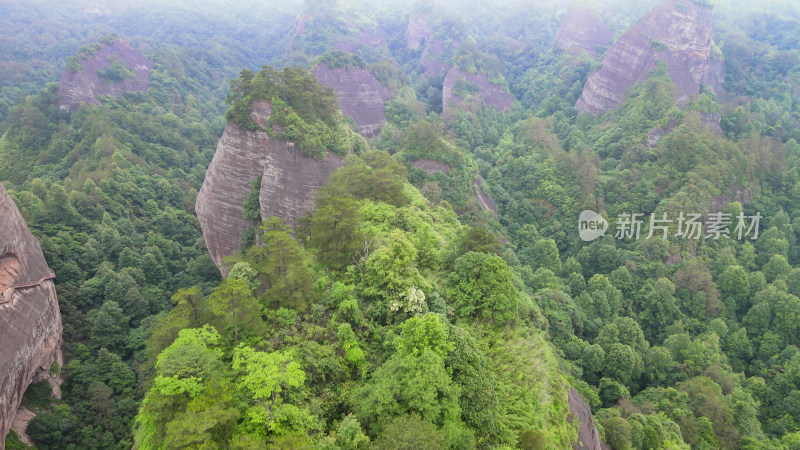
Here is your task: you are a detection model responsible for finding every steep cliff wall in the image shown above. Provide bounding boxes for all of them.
[568,388,607,450]
[0,184,62,447]
[312,65,393,137]
[406,12,457,76]
[575,0,724,115]
[288,8,387,58]
[442,66,513,115]
[195,101,345,275]
[57,38,152,113]
[554,8,612,58]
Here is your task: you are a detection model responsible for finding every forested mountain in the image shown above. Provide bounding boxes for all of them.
[1,0,800,449]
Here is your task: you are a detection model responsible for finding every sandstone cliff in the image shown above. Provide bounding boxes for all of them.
[575,0,724,115]
[288,7,388,59]
[406,12,453,76]
[568,388,607,450]
[195,101,345,275]
[312,65,393,137]
[0,184,62,448]
[442,66,513,116]
[554,8,613,58]
[57,37,152,113]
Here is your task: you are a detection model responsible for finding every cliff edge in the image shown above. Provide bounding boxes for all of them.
[195,101,345,275]
[0,184,62,448]
[554,8,613,58]
[57,37,152,113]
[442,66,513,116]
[575,0,724,115]
[312,65,393,137]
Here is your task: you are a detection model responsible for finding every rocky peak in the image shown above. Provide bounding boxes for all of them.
[195,101,345,275]
[442,66,513,116]
[575,0,724,115]
[568,388,607,450]
[406,11,462,76]
[407,12,431,52]
[311,64,393,137]
[57,36,152,113]
[287,4,387,58]
[0,184,62,446]
[554,7,612,58]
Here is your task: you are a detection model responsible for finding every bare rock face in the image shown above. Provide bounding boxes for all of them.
[575,0,724,116]
[407,13,430,52]
[709,183,753,214]
[57,37,152,113]
[568,388,607,450]
[406,12,455,76]
[412,159,451,175]
[289,8,387,57]
[442,66,513,116]
[475,177,498,214]
[334,27,386,54]
[554,8,612,58]
[0,184,62,447]
[312,65,393,137]
[195,101,345,275]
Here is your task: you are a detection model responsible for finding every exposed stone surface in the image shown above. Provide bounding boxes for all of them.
[554,8,613,58]
[646,117,677,148]
[700,112,723,136]
[195,101,345,275]
[258,142,346,234]
[575,0,724,115]
[407,12,430,52]
[10,407,35,447]
[709,184,753,214]
[57,38,152,113]
[442,66,513,116]
[334,27,386,54]
[289,9,386,57]
[568,388,607,450]
[312,65,393,137]
[475,177,498,214]
[412,159,452,175]
[0,184,62,447]
[406,12,455,76]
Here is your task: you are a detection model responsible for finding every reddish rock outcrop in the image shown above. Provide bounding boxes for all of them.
[575,0,724,115]
[554,8,612,58]
[709,184,753,214]
[407,13,430,52]
[412,159,451,175]
[312,65,393,137]
[406,12,457,76]
[57,37,152,113]
[334,27,386,54]
[195,101,345,275]
[475,177,498,214]
[568,388,607,450]
[0,184,62,448]
[288,7,386,57]
[442,66,513,116]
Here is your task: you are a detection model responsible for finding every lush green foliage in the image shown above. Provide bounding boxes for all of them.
[225,66,366,158]
[5,0,800,448]
[97,59,135,83]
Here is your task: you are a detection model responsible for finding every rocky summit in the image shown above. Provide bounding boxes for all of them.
[0,184,61,448]
[554,7,613,59]
[57,37,152,114]
[195,101,345,275]
[312,65,393,137]
[442,66,514,115]
[575,0,724,115]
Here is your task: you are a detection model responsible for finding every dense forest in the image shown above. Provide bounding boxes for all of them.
[2,0,800,449]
